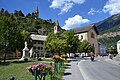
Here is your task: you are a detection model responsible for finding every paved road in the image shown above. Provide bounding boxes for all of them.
[62,58,84,80]
[78,57,120,80]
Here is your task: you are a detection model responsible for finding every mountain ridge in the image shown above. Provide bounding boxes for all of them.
[96,13,120,48]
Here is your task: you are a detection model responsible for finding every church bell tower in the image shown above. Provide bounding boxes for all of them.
[54,19,61,34]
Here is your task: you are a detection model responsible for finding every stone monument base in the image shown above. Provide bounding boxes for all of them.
[19,57,30,61]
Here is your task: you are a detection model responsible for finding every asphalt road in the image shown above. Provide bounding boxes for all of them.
[78,57,120,80]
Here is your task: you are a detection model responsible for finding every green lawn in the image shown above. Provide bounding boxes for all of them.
[0,59,65,80]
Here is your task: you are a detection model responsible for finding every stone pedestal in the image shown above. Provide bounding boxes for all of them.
[19,41,30,61]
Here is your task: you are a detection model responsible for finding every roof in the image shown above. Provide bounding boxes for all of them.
[30,34,47,41]
[73,24,99,35]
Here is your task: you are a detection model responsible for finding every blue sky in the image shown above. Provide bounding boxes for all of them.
[0,0,120,30]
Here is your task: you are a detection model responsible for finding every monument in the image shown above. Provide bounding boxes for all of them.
[19,41,30,61]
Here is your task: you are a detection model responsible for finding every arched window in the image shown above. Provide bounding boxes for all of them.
[91,32,95,38]
[81,35,83,39]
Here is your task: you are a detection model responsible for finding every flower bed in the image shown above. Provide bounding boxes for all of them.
[27,63,53,76]
[53,55,65,63]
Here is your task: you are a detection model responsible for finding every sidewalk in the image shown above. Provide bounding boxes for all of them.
[62,58,84,80]
[105,59,120,65]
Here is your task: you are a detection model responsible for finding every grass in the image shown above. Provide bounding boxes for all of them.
[0,59,66,80]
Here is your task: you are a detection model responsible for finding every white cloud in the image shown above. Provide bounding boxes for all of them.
[88,8,100,15]
[59,2,74,15]
[49,0,85,14]
[103,0,120,15]
[62,15,90,30]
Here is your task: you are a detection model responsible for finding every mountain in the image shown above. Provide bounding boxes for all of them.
[96,13,120,32]
[96,13,120,48]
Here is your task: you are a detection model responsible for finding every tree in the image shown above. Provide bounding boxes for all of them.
[0,8,4,16]
[31,12,35,18]
[3,10,10,17]
[77,41,83,53]
[0,16,26,62]
[43,33,55,54]
[62,30,79,55]
[14,10,19,17]
[18,10,24,17]
[80,40,93,56]
[44,30,80,56]
[26,13,31,18]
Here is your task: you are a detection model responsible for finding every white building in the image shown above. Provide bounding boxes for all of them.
[117,40,120,54]
[30,34,47,57]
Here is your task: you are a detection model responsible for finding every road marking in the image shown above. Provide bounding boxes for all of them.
[78,61,89,80]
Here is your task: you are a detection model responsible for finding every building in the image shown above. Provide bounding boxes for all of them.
[30,19,61,57]
[54,19,61,34]
[73,24,99,55]
[99,42,107,56]
[30,20,100,57]
[117,40,120,54]
[30,34,47,57]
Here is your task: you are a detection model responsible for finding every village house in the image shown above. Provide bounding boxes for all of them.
[73,24,100,56]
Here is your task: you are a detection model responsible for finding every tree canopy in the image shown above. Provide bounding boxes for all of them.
[44,30,93,56]
[0,16,28,53]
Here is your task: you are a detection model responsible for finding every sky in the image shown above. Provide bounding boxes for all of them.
[0,0,120,30]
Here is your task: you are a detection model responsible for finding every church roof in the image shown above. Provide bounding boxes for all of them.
[73,24,99,35]
[30,34,47,41]
[55,19,59,26]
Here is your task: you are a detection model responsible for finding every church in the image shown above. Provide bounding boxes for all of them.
[73,24,99,56]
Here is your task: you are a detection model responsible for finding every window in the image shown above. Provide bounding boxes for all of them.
[33,46,36,50]
[91,32,95,38]
[41,47,43,50]
[81,35,83,39]
[41,41,43,45]
[54,26,56,30]
[38,41,40,44]
[38,47,40,50]
[34,41,36,44]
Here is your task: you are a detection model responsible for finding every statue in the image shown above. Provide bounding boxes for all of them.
[19,41,30,61]
[25,41,27,48]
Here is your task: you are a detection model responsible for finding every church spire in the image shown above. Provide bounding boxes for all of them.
[36,6,39,13]
[35,6,39,19]
[55,19,59,26]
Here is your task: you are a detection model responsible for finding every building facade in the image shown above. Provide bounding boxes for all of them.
[117,40,120,54]
[73,24,100,55]
[99,43,107,56]
[30,34,47,57]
